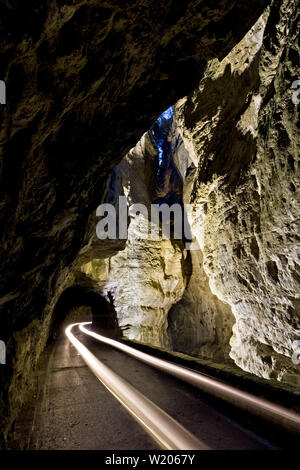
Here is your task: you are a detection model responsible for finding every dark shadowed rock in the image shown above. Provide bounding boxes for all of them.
[0,0,267,442]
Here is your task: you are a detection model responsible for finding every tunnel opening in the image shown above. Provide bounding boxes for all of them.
[49,286,121,342]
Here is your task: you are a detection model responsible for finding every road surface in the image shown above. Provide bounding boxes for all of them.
[9,325,298,450]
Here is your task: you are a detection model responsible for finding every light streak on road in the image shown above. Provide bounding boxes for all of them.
[65,323,208,450]
[79,322,300,435]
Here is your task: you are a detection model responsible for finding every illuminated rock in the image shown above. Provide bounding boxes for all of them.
[175,1,300,383]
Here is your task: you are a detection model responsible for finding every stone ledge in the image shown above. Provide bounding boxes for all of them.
[120,337,300,412]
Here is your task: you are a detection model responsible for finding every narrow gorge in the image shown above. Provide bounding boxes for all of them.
[0,0,299,451]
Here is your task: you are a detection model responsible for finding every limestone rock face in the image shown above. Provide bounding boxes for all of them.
[104,238,187,347]
[81,115,235,361]
[81,130,189,347]
[166,119,235,361]
[0,1,267,440]
[168,249,235,361]
[52,0,300,378]
[175,0,300,384]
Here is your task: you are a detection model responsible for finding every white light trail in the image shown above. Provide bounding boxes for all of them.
[79,322,300,435]
[65,323,207,450]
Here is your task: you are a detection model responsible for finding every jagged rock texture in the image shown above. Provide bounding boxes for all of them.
[81,130,189,347]
[82,0,300,382]
[175,0,300,383]
[6,0,300,444]
[0,1,267,441]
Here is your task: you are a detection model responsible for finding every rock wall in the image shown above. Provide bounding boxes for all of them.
[82,0,300,383]
[81,128,189,347]
[167,120,235,361]
[168,248,235,361]
[80,113,235,361]
[1,1,267,441]
[175,0,300,384]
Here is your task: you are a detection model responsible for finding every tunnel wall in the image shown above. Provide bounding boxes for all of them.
[49,286,120,339]
[0,0,269,444]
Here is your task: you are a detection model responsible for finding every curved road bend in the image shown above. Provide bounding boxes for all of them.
[10,325,297,450]
[79,322,300,435]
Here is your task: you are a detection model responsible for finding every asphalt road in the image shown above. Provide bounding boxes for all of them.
[9,326,297,450]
